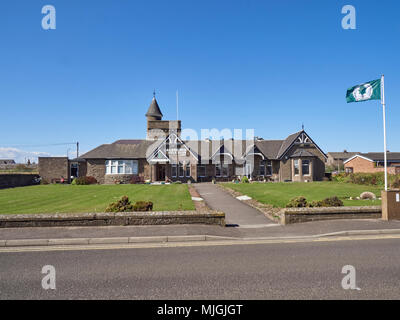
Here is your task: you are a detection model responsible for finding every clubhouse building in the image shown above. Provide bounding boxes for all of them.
[39,96,327,183]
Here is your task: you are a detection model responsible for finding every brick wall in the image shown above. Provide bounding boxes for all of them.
[86,159,106,184]
[38,157,69,183]
[147,120,181,139]
[344,157,397,174]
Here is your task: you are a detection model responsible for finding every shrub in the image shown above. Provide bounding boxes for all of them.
[331,172,351,183]
[306,200,320,208]
[286,196,308,208]
[288,196,343,208]
[133,201,153,212]
[40,178,49,185]
[241,176,249,183]
[105,197,153,213]
[105,196,134,212]
[390,178,400,189]
[331,172,400,187]
[318,196,344,207]
[73,176,97,185]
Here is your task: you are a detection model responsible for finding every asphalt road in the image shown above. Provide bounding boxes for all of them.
[0,238,400,299]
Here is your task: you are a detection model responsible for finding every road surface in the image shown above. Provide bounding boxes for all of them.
[0,237,399,299]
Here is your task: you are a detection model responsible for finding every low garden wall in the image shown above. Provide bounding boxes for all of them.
[0,211,226,228]
[281,206,381,225]
[0,174,39,189]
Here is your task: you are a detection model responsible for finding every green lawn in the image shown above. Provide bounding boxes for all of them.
[0,184,194,214]
[224,182,383,208]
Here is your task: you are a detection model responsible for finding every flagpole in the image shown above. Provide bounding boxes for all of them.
[381,74,388,191]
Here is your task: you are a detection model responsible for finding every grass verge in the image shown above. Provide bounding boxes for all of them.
[0,184,194,214]
[223,181,382,208]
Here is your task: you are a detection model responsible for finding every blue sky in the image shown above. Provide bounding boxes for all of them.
[1,0,399,162]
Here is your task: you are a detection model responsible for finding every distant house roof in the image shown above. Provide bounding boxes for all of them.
[344,152,400,164]
[327,152,360,160]
[0,159,15,164]
[361,152,400,162]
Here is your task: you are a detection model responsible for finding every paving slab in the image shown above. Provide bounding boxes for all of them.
[5,239,49,247]
[129,236,168,243]
[48,238,89,245]
[89,237,129,245]
[168,235,206,242]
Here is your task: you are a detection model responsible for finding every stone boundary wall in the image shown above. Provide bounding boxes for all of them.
[281,206,381,225]
[0,211,226,228]
[0,174,39,189]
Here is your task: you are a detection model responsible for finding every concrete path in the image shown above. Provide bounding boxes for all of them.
[1,219,400,244]
[193,183,276,226]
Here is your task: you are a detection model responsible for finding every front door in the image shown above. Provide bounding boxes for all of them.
[156,164,166,181]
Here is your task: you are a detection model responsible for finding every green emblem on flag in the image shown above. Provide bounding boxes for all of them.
[346,79,381,103]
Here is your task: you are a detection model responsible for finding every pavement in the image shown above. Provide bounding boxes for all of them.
[1,219,400,247]
[1,237,400,299]
[193,183,275,226]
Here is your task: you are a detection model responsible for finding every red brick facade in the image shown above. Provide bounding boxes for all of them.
[344,156,397,174]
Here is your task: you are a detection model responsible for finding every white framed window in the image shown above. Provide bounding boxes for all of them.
[259,160,272,176]
[178,164,184,177]
[294,159,299,176]
[171,165,177,177]
[106,160,138,175]
[197,165,206,177]
[185,165,190,177]
[302,159,310,175]
[259,161,265,176]
[266,160,272,176]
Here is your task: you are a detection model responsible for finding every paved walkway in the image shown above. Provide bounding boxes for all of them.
[1,219,400,241]
[193,183,276,226]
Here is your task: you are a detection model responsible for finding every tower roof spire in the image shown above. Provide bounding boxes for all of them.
[145,92,163,118]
